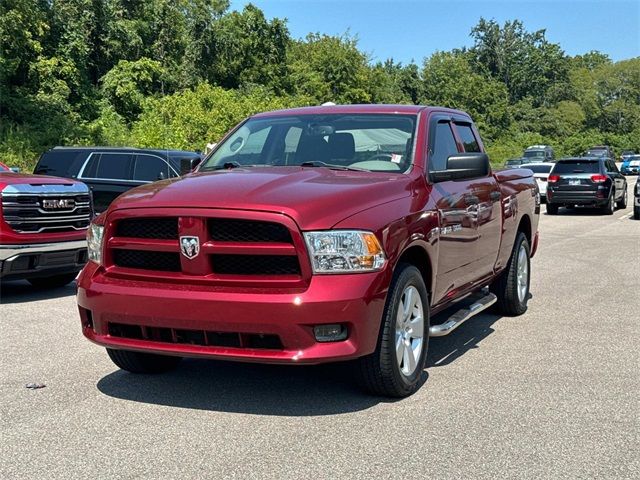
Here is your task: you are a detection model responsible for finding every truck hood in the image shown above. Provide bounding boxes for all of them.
[109,167,414,230]
[0,172,84,190]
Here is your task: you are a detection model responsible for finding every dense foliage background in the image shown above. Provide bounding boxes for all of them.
[2,0,639,170]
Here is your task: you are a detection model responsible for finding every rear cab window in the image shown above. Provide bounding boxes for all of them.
[455,123,480,152]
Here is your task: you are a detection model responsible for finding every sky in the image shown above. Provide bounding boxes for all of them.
[230,0,640,64]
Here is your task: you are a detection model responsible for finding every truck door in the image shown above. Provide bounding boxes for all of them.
[427,117,482,303]
[452,122,501,279]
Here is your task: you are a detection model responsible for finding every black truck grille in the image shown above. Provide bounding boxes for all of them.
[209,218,292,243]
[117,217,178,239]
[1,192,91,233]
[113,250,182,272]
[110,216,302,278]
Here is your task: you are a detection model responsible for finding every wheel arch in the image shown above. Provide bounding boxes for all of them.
[395,244,434,301]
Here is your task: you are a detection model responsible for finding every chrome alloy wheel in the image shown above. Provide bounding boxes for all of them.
[395,285,424,376]
[516,243,529,303]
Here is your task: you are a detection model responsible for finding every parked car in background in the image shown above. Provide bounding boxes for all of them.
[0,170,91,287]
[619,150,635,162]
[34,147,202,213]
[0,161,10,172]
[585,145,615,159]
[546,157,627,215]
[504,157,527,168]
[523,145,555,162]
[521,163,553,201]
[634,175,640,220]
[620,155,640,175]
[77,104,540,398]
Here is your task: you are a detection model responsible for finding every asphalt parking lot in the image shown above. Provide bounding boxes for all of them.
[1,182,638,479]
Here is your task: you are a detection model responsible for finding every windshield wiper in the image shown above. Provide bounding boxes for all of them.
[299,161,366,171]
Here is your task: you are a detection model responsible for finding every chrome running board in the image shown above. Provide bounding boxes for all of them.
[429,292,497,337]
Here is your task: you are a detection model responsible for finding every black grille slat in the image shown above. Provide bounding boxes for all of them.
[108,322,283,350]
[116,217,178,239]
[113,249,181,272]
[212,254,300,275]
[208,218,292,243]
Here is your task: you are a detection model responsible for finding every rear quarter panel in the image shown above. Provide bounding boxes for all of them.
[493,168,540,271]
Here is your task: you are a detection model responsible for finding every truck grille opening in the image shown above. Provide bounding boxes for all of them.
[208,218,293,243]
[212,254,301,275]
[0,192,91,233]
[108,323,283,350]
[113,249,181,272]
[116,217,178,239]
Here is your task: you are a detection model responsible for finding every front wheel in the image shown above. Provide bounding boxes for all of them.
[107,348,182,374]
[491,232,531,316]
[355,264,429,397]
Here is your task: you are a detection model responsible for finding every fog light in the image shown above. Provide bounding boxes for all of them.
[313,324,348,342]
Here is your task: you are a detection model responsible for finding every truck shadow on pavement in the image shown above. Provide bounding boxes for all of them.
[96,311,506,415]
[0,280,76,304]
[427,312,502,368]
[97,360,389,415]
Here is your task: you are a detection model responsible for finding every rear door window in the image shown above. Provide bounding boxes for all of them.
[83,153,133,180]
[429,121,459,171]
[455,124,480,152]
[133,154,171,181]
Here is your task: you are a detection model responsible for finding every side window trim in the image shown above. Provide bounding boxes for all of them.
[133,153,179,182]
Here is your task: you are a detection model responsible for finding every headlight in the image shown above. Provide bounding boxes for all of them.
[303,230,386,274]
[87,223,104,265]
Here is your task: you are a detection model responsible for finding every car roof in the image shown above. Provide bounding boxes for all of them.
[250,104,470,118]
[557,157,603,162]
[521,162,552,167]
[49,146,200,156]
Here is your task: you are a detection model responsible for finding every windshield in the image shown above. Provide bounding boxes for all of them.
[200,114,417,173]
[552,160,600,174]
[524,150,545,158]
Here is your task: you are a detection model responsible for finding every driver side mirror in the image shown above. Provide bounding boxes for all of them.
[431,153,490,182]
[180,157,202,175]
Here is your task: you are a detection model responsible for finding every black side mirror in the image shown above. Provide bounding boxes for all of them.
[431,153,490,182]
[180,157,202,175]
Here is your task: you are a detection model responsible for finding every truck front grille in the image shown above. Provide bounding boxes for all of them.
[113,250,182,272]
[108,322,283,350]
[106,213,306,284]
[1,185,91,233]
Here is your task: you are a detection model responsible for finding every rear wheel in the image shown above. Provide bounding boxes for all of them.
[491,232,530,316]
[546,203,559,215]
[616,189,627,209]
[603,192,615,215]
[28,273,77,289]
[107,348,182,374]
[355,264,429,397]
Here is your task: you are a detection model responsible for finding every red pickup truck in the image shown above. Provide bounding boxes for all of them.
[77,105,540,397]
[1,172,91,287]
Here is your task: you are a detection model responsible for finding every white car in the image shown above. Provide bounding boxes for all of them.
[521,163,554,200]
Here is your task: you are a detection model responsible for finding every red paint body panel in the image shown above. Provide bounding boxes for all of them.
[78,105,540,364]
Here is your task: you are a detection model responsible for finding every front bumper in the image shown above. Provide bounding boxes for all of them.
[77,262,389,364]
[0,240,87,280]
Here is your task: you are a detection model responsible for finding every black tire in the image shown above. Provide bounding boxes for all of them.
[355,264,429,398]
[107,348,182,374]
[28,273,77,289]
[603,192,615,215]
[491,232,530,316]
[616,189,627,209]
[546,203,559,215]
[634,206,640,220]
